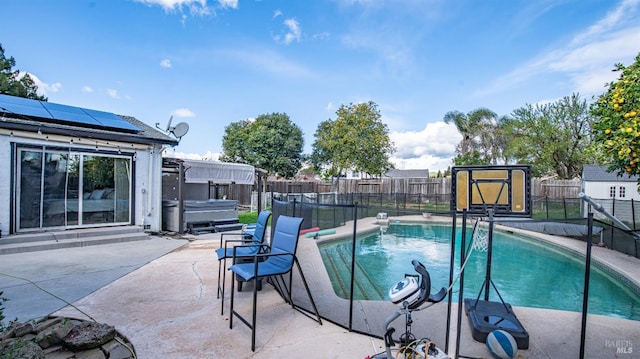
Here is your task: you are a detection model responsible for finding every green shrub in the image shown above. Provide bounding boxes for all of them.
[0,291,7,331]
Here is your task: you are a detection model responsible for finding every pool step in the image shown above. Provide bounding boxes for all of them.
[320,244,385,300]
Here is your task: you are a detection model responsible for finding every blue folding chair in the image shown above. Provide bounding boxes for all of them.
[228,215,322,351]
[216,210,271,315]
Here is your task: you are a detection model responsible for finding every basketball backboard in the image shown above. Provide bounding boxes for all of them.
[451,165,531,217]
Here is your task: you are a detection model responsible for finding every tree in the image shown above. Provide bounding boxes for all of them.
[310,101,395,180]
[590,53,640,177]
[220,113,304,179]
[503,93,596,178]
[444,108,506,165]
[0,43,46,100]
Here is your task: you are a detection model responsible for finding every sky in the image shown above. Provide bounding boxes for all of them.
[2,0,640,172]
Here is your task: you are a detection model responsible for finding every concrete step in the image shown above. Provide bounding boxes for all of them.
[0,227,150,255]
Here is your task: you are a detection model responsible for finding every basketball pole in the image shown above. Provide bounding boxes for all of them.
[483,208,495,302]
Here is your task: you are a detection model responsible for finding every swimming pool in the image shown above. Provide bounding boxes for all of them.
[318,222,640,321]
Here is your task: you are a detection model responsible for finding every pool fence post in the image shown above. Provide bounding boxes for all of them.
[348,202,358,331]
[579,212,594,359]
[454,209,468,358]
[445,209,457,352]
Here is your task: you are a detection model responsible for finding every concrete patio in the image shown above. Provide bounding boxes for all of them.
[1,219,638,358]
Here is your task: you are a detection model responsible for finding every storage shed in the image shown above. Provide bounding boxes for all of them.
[582,165,640,201]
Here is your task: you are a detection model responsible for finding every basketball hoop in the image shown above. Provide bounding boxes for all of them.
[471,218,489,252]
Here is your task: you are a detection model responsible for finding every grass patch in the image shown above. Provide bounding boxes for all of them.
[238,211,259,224]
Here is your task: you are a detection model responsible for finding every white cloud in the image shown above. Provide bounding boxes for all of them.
[21,72,61,96]
[389,122,461,171]
[274,18,302,44]
[163,121,461,171]
[219,47,313,78]
[341,30,413,78]
[163,149,220,161]
[478,0,640,98]
[82,86,93,93]
[571,0,640,46]
[391,155,454,172]
[313,32,331,41]
[134,0,238,16]
[106,88,120,99]
[325,102,334,112]
[273,9,282,18]
[134,0,211,16]
[160,59,172,68]
[173,108,196,117]
[218,0,237,9]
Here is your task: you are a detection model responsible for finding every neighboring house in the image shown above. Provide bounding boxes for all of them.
[581,165,640,201]
[344,169,430,180]
[384,169,430,179]
[0,94,178,235]
[344,169,376,179]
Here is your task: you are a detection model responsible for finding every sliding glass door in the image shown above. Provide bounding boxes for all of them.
[16,146,132,231]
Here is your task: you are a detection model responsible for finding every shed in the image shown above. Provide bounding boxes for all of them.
[581,165,640,201]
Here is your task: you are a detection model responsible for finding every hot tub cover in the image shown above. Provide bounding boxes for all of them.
[182,159,255,184]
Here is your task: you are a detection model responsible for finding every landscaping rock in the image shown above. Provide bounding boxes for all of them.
[0,316,134,359]
[0,339,44,359]
[35,318,75,348]
[62,322,115,351]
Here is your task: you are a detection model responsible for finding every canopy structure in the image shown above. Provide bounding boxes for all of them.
[181,159,255,184]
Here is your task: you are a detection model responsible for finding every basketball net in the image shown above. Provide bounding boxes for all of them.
[471,218,489,252]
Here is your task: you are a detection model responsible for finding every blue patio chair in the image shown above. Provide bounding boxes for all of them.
[228,215,322,351]
[216,210,271,315]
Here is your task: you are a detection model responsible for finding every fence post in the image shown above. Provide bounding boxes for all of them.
[633,199,636,230]
[611,198,616,250]
[348,203,358,331]
[579,212,594,359]
[545,196,549,219]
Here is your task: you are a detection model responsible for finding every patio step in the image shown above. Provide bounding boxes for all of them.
[0,226,150,255]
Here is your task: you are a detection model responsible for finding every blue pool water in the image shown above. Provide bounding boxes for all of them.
[318,223,640,321]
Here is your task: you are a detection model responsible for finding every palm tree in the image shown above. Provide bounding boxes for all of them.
[444,108,503,165]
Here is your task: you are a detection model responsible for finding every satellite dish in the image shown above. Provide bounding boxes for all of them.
[170,122,189,139]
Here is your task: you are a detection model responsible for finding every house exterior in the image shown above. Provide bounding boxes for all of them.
[384,169,430,179]
[581,165,640,201]
[344,168,430,180]
[0,94,178,236]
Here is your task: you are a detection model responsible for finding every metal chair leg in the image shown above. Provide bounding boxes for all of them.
[251,275,258,351]
[220,257,228,315]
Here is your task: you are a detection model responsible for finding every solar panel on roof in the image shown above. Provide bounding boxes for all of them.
[0,101,53,119]
[41,101,102,127]
[82,108,140,132]
[0,94,140,133]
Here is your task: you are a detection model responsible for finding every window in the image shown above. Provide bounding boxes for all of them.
[16,145,132,231]
[619,186,626,198]
[610,186,616,198]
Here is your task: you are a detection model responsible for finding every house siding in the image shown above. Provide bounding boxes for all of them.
[0,134,11,236]
[0,129,167,235]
